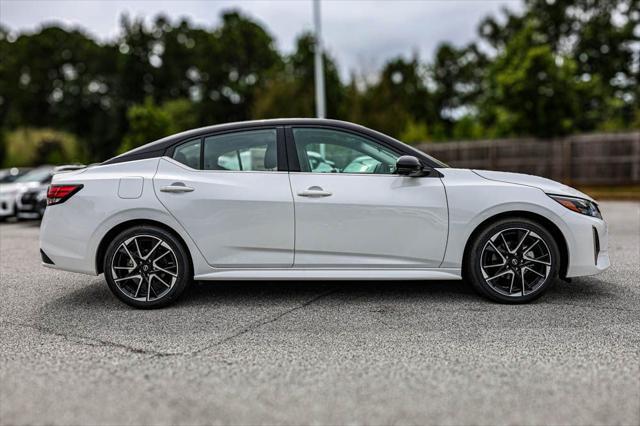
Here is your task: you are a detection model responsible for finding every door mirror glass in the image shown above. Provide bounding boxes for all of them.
[395,155,425,176]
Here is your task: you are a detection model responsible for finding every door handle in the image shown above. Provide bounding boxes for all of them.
[160,183,194,193]
[298,186,332,197]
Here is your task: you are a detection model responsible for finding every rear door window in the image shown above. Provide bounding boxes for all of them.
[203,129,278,172]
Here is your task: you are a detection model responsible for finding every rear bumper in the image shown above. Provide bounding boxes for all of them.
[39,205,99,275]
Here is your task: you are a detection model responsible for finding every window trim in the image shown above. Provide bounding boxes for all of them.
[167,126,287,172]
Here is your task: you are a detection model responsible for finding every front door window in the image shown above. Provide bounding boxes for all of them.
[292,128,399,174]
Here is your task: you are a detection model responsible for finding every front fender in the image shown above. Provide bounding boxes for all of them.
[439,169,575,269]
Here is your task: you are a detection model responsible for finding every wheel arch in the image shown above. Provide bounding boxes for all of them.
[96,219,194,275]
[461,210,569,279]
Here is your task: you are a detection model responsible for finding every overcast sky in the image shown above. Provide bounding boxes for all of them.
[1,0,522,78]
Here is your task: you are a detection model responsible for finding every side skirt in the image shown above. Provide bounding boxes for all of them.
[194,268,462,281]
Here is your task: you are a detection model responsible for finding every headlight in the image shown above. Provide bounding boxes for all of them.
[548,194,602,219]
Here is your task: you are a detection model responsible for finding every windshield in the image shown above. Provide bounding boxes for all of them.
[14,168,53,183]
[0,174,19,183]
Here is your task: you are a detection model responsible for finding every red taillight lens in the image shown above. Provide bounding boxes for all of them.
[46,184,83,205]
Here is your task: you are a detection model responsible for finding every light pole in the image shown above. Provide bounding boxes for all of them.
[313,0,326,119]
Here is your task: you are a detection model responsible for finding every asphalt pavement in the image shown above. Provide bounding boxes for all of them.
[1,201,639,425]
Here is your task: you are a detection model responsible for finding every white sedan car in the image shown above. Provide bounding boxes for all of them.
[1,167,53,220]
[40,119,609,308]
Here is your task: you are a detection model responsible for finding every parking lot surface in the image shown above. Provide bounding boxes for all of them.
[1,201,639,425]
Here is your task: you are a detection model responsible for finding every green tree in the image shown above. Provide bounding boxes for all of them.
[119,98,197,153]
[347,57,434,139]
[481,22,608,138]
[197,11,282,124]
[0,11,284,162]
[431,43,488,138]
[0,25,123,161]
[479,0,640,129]
[252,32,344,119]
[1,1,638,165]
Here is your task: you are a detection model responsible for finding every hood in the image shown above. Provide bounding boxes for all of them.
[473,170,594,201]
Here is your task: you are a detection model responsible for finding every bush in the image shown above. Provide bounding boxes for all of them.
[3,128,83,167]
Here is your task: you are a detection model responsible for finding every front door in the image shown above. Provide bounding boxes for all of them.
[154,128,294,268]
[288,127,448,268]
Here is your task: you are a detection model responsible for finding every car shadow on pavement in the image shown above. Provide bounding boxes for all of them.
[31,275,622,355]
[40,274,616,313]
[41,278,478,312]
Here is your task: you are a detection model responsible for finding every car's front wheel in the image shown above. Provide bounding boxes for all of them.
[103,225,191,308]
[465,218,560,303]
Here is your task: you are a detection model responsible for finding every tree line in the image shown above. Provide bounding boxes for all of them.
[0,0,638,165]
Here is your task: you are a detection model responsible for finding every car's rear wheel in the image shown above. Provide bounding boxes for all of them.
[103,225,191,308]
[465,218,560,303]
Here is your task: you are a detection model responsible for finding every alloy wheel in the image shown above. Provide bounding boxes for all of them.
[480,227,552,297]
[110,234,179,302]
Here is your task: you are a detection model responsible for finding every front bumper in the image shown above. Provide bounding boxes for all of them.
[16,191,45,217]
[564,212,610,278]
[0,194,16,217]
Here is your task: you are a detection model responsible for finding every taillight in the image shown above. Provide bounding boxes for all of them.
[46,184,83,205]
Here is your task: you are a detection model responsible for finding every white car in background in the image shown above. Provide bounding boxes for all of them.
[40,119,609,308]
[0,166,53,220]
[0,167,33,184]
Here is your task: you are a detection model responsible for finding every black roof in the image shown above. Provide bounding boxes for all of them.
[103,118,446,167]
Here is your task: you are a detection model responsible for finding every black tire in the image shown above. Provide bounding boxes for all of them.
[465,218,560,304]
[103,225,191,309]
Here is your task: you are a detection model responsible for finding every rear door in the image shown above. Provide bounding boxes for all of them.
[287,126,448,268]
[154,127,295,268]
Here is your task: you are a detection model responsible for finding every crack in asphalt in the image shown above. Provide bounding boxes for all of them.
[0,288,339,360]
[188,287,338,355]
[0,320,176,357]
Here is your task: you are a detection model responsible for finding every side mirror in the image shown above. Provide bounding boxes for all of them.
[395,155,427,177]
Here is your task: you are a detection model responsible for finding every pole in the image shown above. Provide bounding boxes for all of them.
[313,0,326,119]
